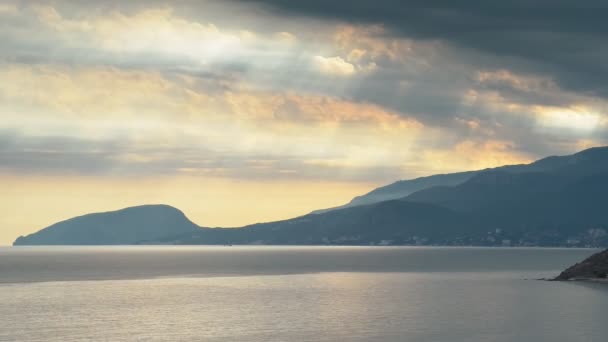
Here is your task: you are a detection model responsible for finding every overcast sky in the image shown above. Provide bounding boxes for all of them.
[1,0,607,244]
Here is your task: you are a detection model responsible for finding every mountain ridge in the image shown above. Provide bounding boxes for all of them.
[312,146,608,215]
[14,146,608,247]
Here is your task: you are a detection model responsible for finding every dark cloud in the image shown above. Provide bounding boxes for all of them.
[0,130,404,182]
[2,0,607,173]
[0,132,120,175]
[233,0,608,98]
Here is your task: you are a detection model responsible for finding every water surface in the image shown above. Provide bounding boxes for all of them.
[1,246,606,341]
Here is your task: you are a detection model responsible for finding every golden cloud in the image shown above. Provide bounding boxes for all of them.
[0,63,425,179]
[476,70,556,92]
[408,140,533,176]
[533,105,606,133]
[24,4,299,67]
[312,55,357,76]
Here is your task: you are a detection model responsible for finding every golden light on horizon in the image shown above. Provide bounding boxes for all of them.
[0,175,377,245]
[1,1,607,246]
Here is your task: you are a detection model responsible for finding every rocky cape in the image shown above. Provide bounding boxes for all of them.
[555,249,608,281]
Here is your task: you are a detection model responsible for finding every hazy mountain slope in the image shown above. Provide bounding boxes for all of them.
[13,205,201,246]
[405,147,608,213]
[405,171,564,213]
[251,171,608,247]
[314,146,608,215]
[504,172,608,229]
[311,171,477,214]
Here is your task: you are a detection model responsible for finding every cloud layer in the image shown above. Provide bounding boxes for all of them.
[234,0,608,96]
[1,1,607,181]
[3,0,608,244]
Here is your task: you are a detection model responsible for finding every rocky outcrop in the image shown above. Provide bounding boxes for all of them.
[555,249,608,280]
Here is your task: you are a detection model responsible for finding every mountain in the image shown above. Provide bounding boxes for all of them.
[13,205,201,246]
[163,146,608,247]
[160,172,608,247]
[313,146,608,215]
[13,146,608,247]
[555,249,608,280]
[406,147,608,212]
[311,171,477,214]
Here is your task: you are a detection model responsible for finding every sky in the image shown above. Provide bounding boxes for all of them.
[2,0,608,245]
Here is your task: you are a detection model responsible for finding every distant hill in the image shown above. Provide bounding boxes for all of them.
[13,205,201,246]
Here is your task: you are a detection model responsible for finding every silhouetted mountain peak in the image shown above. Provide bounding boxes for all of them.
[13,204,200,246]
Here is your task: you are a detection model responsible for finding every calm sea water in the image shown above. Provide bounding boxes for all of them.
[0,246,607,341]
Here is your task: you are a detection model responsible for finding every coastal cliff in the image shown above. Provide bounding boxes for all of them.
[555,249,608,280]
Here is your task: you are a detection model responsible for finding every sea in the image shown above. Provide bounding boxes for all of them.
[0,246,607,341]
